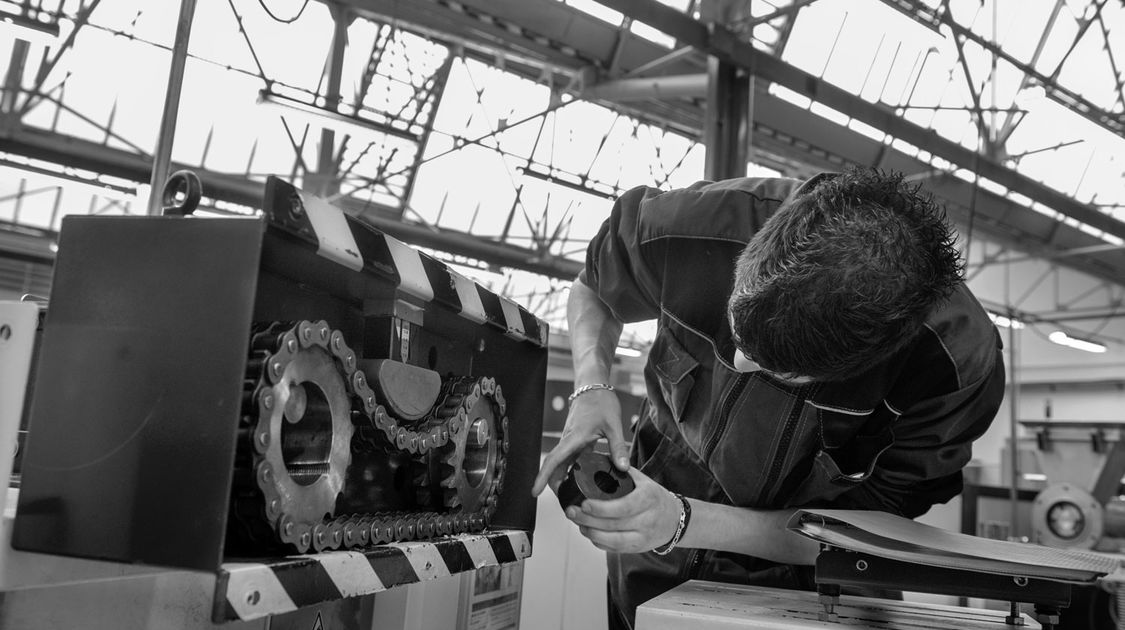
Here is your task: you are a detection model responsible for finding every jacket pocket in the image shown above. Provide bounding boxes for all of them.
[785,407,896,506]
[633,412,718,501]
[649,330,700,424]
[825,426,894,482]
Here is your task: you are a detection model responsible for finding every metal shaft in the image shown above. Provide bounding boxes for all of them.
[147,0,198,215]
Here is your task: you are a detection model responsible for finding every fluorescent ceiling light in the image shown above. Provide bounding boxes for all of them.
[615,346,643,358]
[1048,331,1107,354]
[256,89,417,142]
[0,11,59,46]
[987,311,1024,329]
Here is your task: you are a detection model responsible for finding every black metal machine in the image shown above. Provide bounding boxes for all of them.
[11,175,547,572]
[790,509,1123,630]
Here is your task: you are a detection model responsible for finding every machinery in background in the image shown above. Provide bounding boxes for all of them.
[636,510,1122,630]
[998,421,1125,551]
[964,420,1125,629]
[0,301,38,517]
[11,174,547,570]
[791,509,1121,629]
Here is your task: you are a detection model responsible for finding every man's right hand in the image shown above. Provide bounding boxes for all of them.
[530,388,629,497]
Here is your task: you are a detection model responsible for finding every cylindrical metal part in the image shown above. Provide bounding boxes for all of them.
[1103,497,1125,539]
[557,450,635,510]
[1032,483,1104,549]
[160,170,202,215]
[148,0,198,215]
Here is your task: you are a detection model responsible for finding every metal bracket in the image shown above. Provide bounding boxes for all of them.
[814,548,1073,623]
[1091,429,1108,454]
[1036,427,1053,452]
[1092,433,1125,504]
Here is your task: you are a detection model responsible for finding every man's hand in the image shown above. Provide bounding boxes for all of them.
[530,388,628,497]
[562,467,680,554]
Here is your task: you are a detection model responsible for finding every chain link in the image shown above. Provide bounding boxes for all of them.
[239,321,509,553]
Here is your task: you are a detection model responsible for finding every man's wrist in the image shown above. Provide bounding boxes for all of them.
[652,493,691,555]
[568,382,615,403]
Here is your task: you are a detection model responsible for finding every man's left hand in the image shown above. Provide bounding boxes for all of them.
[562,467,682,554]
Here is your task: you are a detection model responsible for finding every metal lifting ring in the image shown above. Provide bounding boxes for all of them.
[161,170,202,216]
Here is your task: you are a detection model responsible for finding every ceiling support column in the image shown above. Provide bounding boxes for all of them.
[147,0,197,215]
[703,56,751,181]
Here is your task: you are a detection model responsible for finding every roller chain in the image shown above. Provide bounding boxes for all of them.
[424,376,509,523]
[243,320,377,553]
[240,321,508,553]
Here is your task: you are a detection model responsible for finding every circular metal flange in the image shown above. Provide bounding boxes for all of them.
[1032,482,1103,550]
[557,450,635,511]
[250,321,357,552]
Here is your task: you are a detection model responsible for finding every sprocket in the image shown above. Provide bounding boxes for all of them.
[236,322,509,552]
[426,376,509,526]
[244,320,376,552]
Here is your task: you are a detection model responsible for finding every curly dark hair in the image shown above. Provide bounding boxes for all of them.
[727,167,963,382]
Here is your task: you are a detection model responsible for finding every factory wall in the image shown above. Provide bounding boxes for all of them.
[969,323,1124,486]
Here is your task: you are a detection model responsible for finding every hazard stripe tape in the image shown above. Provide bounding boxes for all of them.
[384,235,435,303]
[306,551,386,598]
[459,534,500,568]
[215,530,532,622]
[449,269,488,325]
[499,297,527,341]
[302,193,364,272]
[221,561,299,620]
[265,177,547,347]
[388,540,450,581]
[489,531,521,563]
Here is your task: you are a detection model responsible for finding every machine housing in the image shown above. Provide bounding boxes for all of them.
[12,176,547,572]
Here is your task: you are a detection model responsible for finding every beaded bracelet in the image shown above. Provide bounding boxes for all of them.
[568,382,615,403]
[652,493,691,556]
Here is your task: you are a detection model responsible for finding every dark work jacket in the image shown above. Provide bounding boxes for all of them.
[579,176,1006,629]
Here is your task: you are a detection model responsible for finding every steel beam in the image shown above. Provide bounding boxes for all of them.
[974,243,1125,268]
[501,90,558,242]
[879,0,1125,138]
[400,52,455,217]
[1004,306,1125,324]
[622,46,699,78]
[746,0,820,29]
[749,88,1125,285]
[703,57,750,180]
[17,0,103,119]
[341,0,705,79]
[337,0,605,71]
[0,125,585,280]
[312,4,352,197]
[1,40,30,127]
[585,74,708,101]
[147,0,197,215]
[336,24,393,171]
[994,0,1065,145]
[6,0,1124,289]
[591,0,1125,242]
[0,222,56,266]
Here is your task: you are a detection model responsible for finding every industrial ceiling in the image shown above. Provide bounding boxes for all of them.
[1,0,1123,339]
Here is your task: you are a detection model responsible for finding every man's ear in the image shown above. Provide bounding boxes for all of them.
[733,350,763,373]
